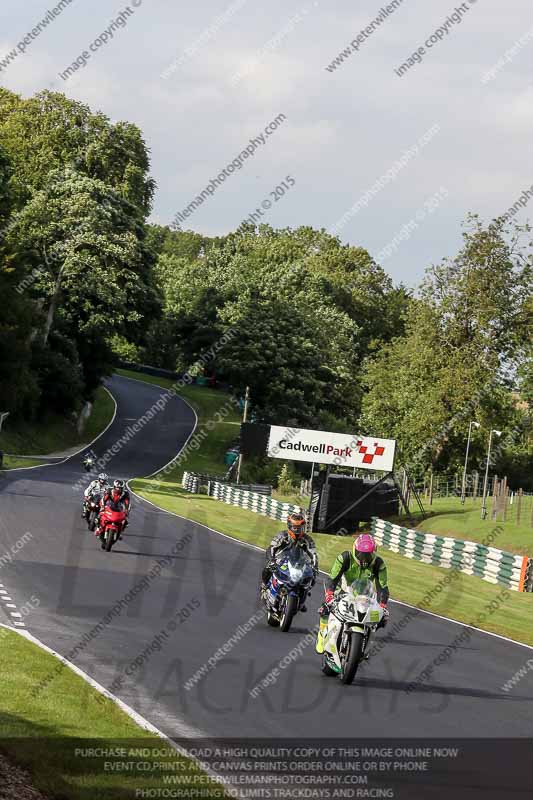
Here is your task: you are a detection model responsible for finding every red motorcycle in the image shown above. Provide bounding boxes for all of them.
[96,502,127,552]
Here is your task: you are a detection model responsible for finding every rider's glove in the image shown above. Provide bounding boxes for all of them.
[380,602,388,609]
[318,589,334,616]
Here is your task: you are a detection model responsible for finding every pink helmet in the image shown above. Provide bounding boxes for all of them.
[353,533,376,567]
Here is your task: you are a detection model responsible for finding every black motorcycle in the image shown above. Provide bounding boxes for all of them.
[83,492,101,531]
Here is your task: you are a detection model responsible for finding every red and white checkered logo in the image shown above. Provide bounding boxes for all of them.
[355,441,386,464]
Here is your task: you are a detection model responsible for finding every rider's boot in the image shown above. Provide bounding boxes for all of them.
[315,617,328,654]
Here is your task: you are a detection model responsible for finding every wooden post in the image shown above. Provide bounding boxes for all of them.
[428,468,434,506]
[516,488,523,526]
[501,476,508,522]
[491,478,499,521]
[473,471,479,502]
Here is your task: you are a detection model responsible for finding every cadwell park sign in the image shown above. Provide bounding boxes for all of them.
[267,425,396,472]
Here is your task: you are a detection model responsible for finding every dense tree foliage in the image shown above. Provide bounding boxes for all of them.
[0,88,530,489]
[360,216,532,478]
[143,224,409,426]
[0,89,158,419]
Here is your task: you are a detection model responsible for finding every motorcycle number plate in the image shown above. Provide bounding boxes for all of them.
[369,610,380,622]
[339,600,356,617]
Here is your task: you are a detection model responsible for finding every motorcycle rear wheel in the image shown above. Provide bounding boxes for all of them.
[340,631,364,685]
[280,594,298,632]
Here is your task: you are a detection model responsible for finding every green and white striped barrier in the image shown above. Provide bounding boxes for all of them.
[182,472,199,493]
[182,471,303,523]
[208,481,303,523]
[371,517,531,592]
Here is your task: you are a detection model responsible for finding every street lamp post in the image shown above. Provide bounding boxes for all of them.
[481,429,502,520]
[235,386,250,484]
[461,421,480,504]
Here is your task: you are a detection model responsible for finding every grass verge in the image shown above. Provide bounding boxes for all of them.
[132,479,533,646]
[120,373,533,645]
[123,370,533,647]
[0,386,115,458]
[1,455,47,470]
[0,628,226,800]
[116,368,241,478]
[413,496,533,557]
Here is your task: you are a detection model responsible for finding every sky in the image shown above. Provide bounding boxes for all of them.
[1,0,533,286]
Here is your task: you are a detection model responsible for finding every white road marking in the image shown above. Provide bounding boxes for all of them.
[118,373,199,480]
[0,623,245,798]
[130,486,533,653]
[3,385,117,472]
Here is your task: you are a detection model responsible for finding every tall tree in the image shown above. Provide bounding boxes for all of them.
[0,89,155,214]
[360,216,532,472]
[0,145,37,415]
[6,167,159,395]
[146,224,407,423]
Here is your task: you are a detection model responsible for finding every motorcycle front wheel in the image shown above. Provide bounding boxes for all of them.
[321,655,337,676]
[280,594,298,632]
[340,631,364,685]
[267,610,280,627]
[105,530,114,552]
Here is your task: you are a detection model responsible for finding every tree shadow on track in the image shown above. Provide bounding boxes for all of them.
[110,549,197,559]
[353,676,533,701]
[377,635,480,651]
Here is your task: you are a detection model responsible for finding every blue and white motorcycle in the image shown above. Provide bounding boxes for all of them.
[262,545,315,632]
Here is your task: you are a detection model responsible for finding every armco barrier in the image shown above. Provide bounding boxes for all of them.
[371,517,532,592]
[182,472,302,523]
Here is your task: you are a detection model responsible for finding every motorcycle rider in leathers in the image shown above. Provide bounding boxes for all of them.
[82,473,109,519]
[97,479,130,538]
[261,512,318,612]
[316,533,390,654]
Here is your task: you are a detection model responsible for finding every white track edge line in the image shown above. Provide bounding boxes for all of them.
[0,622,247,798]
[1,376,240,793]
[3,385,118,472]
[129,488,533,653]
[117,372,199,480]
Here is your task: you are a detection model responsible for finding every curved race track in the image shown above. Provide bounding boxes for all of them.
[1,375,532,797]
